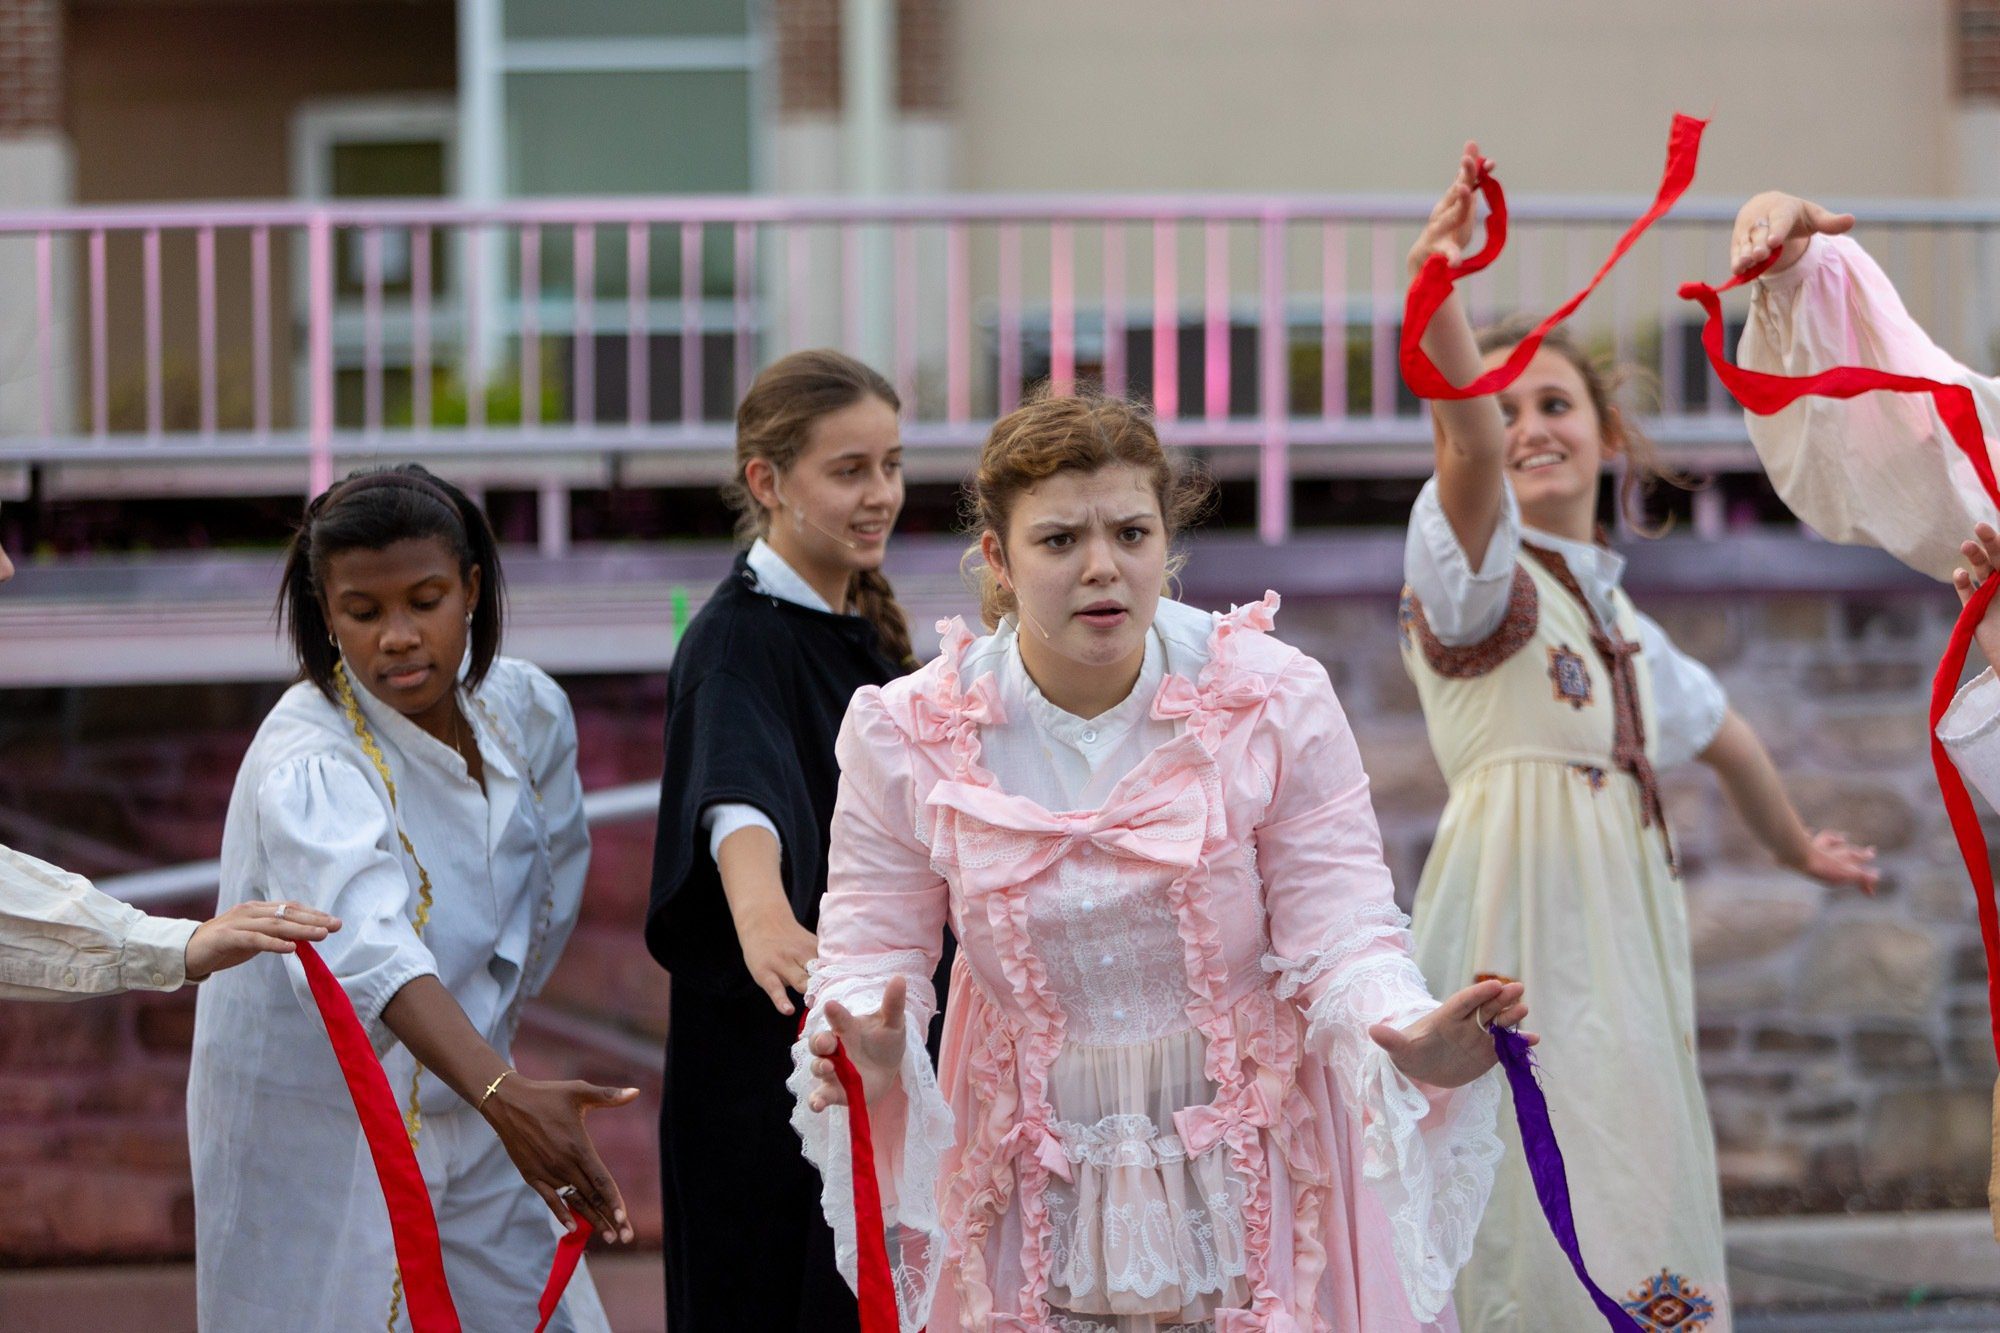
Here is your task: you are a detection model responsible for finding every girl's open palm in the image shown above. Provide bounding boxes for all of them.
[804,975,908,1111]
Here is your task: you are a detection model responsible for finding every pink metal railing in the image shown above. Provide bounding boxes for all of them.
[1,194,1996,543]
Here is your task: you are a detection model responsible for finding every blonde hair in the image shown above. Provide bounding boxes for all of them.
[723,349,914,666]
[962,388,1214,628]
[1476,318,1690,538]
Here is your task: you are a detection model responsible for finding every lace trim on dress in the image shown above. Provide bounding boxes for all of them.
[1050,1113,1193,1169]
[1042,1111,1252,1313]
[1046,1316,1215,1333]
[791,959,956,1333]
[1304,952,1503,1323]
[1258,900,1412,1001]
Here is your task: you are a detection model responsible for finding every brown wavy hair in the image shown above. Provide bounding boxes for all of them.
[722,349,914,666]
[963,388,1215,628]
[1475,317,1691,538]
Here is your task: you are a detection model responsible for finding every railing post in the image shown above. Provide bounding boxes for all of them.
[1258,211,1289,545]
[307,211,334,498]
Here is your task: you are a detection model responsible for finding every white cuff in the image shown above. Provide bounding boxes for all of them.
[120,912,199,992]
[1938,667,2000,818]
[702,802,782,865]
[1405,476,1523,647]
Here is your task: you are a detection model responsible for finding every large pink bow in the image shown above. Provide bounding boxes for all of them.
[1173,1067,1284,1159]
[996,1116,1075,1183]
[926,766,1211,888]
[1149,670,1277,726]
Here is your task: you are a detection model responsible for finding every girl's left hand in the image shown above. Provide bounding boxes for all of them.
[481,1076,641,1243]
[1370,978,1532,1089]
[1796,828,1879,895]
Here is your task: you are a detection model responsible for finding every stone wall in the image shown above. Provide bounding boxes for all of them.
[0,586,1991,1261]
[1284,586,1995,1217]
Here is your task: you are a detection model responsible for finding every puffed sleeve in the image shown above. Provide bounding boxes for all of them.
[1739,233,2000,581]
[1631,609,1730,770]
[1403,474,1526,647]
[787,686,953,1333]
[509,663,590,996]
[256,755,437,1052]
[1253,655,1501,1323]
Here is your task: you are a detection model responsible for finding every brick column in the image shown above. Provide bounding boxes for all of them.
[1960,0,2000,99]
[775,0,951,117]
[0,0,59,135]
[1958,1,2000,362]
[770,0,955,377]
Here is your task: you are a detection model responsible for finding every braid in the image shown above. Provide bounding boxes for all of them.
[848,566,915,670]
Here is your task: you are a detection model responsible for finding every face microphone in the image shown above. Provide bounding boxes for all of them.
[775,482,861,551]
[998,570,1052,642]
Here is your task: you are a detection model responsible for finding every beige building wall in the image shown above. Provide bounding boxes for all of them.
[952,0,1955,200]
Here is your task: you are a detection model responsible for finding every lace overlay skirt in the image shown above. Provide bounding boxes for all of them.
[1042,1026,1251,1332]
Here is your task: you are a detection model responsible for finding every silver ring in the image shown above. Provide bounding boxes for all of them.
[556,1184,578,1199]
[1751,218,1771,231]
[274,903,288,920]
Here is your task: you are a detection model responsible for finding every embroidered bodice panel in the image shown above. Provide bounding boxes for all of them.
[1031,842,1204,1047]
[1400,552,1661,782]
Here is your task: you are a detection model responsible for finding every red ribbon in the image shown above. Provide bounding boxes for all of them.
[1677,260,2000,1079]
[1399,104,2000,1228]
[1400,113,1709,401]
[1395,114,1720,1330]
[296,940,592,1332]
[798,1003,908,1333]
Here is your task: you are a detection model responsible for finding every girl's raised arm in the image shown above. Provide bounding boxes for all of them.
[1409,141,1511,563]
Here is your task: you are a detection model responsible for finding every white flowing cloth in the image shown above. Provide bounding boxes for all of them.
[1738,233,2000,581]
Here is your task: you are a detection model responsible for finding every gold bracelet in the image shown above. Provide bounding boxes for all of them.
[478,1068,516,1110]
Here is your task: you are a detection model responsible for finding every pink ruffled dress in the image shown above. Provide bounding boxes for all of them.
[790,595,1503,1332]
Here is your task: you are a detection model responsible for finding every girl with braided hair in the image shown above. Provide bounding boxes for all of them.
[189,464,634,1332]
[645,349,943,1331]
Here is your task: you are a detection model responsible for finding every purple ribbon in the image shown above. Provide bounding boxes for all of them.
[1491,1026,1644,1332]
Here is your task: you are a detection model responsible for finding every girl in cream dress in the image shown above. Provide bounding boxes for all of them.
[1398,145,1880,1333]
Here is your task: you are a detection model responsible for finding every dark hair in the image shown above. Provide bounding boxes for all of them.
[279,464,505,701]
[963,388,1215,628]
[1475,317,1690,537]
[723,349,915,667]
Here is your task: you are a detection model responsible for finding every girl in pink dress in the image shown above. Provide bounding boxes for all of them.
[794,393,1530,1332]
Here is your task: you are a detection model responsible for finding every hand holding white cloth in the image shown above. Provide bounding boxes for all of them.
[1738,233,2000,580]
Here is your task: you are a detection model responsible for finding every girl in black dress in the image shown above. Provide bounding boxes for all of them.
[646,350,934,1331]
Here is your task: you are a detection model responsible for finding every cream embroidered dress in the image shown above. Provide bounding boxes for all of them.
[1400,481,1732,1333]
[791,595,1504,1333]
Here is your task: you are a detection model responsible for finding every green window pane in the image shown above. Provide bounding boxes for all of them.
[331,140,447,198]
[502,0,748,39]
[506,70,751,197]
[329,142,449,299]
